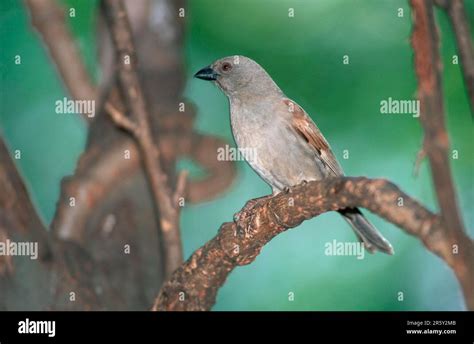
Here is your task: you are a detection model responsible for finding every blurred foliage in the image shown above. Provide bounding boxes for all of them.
[0,0,473,310]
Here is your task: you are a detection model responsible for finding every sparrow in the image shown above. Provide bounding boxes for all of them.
[194,55,394,254]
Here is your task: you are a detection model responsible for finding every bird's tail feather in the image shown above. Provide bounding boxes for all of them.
[338,208,394,255]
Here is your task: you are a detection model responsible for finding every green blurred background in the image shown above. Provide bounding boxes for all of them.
[1,0,473,310]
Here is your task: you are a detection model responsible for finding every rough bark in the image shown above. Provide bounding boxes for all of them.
[153,177,474,310]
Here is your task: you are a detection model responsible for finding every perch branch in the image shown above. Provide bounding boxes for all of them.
[101,0,184,278]
[25,0,96,122]
[153,177,474,311]
[410,0,472,307]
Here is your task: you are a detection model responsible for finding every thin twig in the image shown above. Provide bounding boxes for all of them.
[173,170,189,205]
[101,0,184,278]
[105,102,137,133]
[413,146,426,177]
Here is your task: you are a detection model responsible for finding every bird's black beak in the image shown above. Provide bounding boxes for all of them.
[194,66,219,81]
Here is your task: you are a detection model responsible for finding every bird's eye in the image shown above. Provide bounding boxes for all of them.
[221,62,232,72]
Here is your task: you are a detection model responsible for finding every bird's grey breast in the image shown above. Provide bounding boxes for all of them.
[229,97,326,191]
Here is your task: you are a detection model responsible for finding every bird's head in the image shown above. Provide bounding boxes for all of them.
[194,55,281,98]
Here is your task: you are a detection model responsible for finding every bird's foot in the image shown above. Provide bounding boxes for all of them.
[233,195,273,238]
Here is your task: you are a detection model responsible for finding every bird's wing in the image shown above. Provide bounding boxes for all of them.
[283,98,344,176]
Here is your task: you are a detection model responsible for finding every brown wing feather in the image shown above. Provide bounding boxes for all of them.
[283,98,344,176]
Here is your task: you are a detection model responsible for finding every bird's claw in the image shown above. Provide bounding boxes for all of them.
[234,207,257,238]
[233,195,272,238]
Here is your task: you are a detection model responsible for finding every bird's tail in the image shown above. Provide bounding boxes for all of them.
[338,208,394,255]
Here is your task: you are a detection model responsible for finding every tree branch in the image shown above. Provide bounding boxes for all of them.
[435,0,474,115]
[0,137,51,259]
[410,0,473,308]
[411,0,460,230]
[50,137,139,242]
[101,0,184,278]
[152,177,474,311]
[25,0,96,122]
